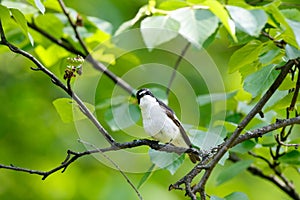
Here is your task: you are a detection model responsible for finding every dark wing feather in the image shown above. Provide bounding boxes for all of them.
[157,99,192,147]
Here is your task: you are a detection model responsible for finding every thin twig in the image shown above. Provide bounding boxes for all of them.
[229,154,300,200]
[166,42,191,96]
[192,60,295,197]
[57,0,89,55]
[0,20,116,146]
[79,140,143,200]
[275,135,299,148]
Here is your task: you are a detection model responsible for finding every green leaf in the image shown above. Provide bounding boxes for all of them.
[53,98,95,123]
[0,5,11,20]
[264,3,298,48]
[285,44,300,59]
[227,6,267,37]
[87,16,113,34]
[281,8,300,22]
[225,192,249,200]
[197,91,237,106]
[230,140,256,154]
[279,150,300,165]
[243,64,280,98]
[96,96,128,109]
[170,8,219,48]
[35,45,69,67]
[216,160,253,186]
[114,5,148,35]
[228,40,263,73]
[158,0,189,10]
[137,164,155,189]
[211,196,225,200]
[104,104,140,131]
[34,0,45,14]
[204,0,237,42]
[189,129,224,150]
[10,8,34,45]
[149,149,184,175]
[141,16,180,50]
[286,19,300,48]
[264,90,291,112]
[35,13,64,38]
[10,8,28,34]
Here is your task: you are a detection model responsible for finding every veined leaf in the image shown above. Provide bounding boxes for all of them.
[170,7,219,48]
[216,160,253,185]
[227,6,267,37]
[243,64,280,98]
[141,16,179,50]
[228,40,263,73]
[53,98,95,123]
[204,0,237,42]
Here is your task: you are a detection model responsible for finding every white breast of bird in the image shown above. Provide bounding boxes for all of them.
[139,95,188,148]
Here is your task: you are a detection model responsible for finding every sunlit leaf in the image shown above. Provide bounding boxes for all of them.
[53,98,95,123]
[170,8,219,48]
[141,16,179,50]
[10,8,28,34]
[227,6,267,37]
[34,0,45,14]
[0,5,11,20]
[216,160,253,185]
[204,0,237,41]
[35,45,70,67]
[158,0,189,10]
[228,40,263,73]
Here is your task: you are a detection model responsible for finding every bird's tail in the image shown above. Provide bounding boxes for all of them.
[188,151,200,163]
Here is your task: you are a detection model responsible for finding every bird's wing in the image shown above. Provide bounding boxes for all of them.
[157,99,192,147]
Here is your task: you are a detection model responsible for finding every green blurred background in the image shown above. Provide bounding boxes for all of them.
[0,0,297,199]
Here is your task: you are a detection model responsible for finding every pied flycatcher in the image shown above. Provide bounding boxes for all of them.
[136,88,200,163]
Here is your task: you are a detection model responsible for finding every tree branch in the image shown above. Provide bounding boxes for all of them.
[0,20,116,146]
[0,139,199,179]
[192,59,295,198]
[229,154,300,200]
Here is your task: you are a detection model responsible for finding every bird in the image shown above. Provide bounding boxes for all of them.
[136,88,200,163]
